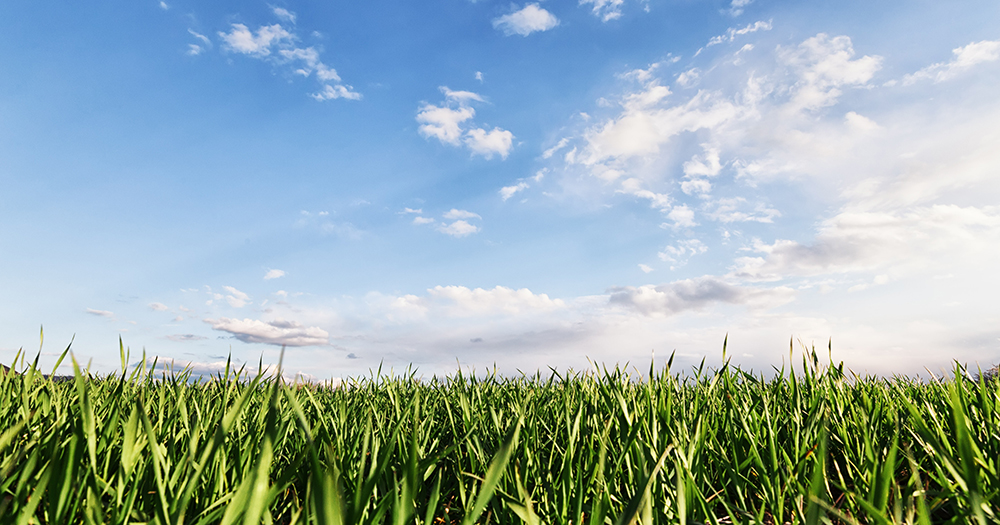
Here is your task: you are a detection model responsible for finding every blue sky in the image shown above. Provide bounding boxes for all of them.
[2,0,999,380]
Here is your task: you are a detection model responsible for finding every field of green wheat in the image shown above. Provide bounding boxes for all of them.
[1,340,998,525]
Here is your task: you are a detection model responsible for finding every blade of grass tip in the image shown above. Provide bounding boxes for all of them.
[614,444,673,525]
[119,336,127,377]
[50,337,72,378]
[461,415,523,525]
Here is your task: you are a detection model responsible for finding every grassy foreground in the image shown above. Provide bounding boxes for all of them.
[1,343,998,525]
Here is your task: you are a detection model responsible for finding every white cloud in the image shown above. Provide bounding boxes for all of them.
[264,269,286,280]
[638,264,654,273]
[500,181,530,201]
[401,207,423,214]
[542,138,570,159]
[658,239,707,269]
[675,68,701,88]
[706,20,772,47]
[416,87,514,158]
[464,127,514,159]
[705,198,780,223]
[579,0,625,22]
[223,286,250,308]
[904,39,1000,84]
[416,104,476,145]
[443,209,481,220]
[438,220,480,237]
[272,6,296,23]
[188,29,210,45]
[217,18,359,102]
[426,285,566,316]
[492,4,559,36]
[666,204,697,229]
[149,302,169,311]
[312,84,361,101]
[281,47,341,82]
[218,23,292,57]
[619,178,671,210]
[730,205,1000,282]
[187,44,204,56]
[413,216,435,225]
[727,0,753,16]
[159,1,169,10]
[86,308,115,319]
[778,34,882,112]
[205,317,330,346]
[475,71,484,83]
[442,86,485,104]
[608,277,794,317]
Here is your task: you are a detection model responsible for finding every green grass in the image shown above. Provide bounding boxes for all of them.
[1,339,998,524]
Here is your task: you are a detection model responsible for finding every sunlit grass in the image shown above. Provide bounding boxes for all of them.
[1,337,998,524]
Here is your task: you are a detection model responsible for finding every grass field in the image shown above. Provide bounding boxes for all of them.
[1,340,997,525]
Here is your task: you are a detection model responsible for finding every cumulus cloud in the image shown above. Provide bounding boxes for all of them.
[438,220,480,237]
[417,104,476,145]
[416,87,514,159]
[465,127,514,159]
[666,204,697,229]
[264,269,286,280]
[149,302,169,311]
[903,39,1000,84]
[413,216,435,225]
[608,277,794,317]
[218,23,292,56]
[492,4,559,36]
[205,317,331,346]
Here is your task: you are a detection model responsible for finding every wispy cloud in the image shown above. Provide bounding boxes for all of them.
[86,308,115,319]
[165,334,207,342]
[223,286,250,308]
[706,19,772,47]
[579,0,625,22]
[903,39,1000,84]
[216,11,360,101]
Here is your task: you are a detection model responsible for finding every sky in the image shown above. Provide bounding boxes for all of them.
[2,0,999,380]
